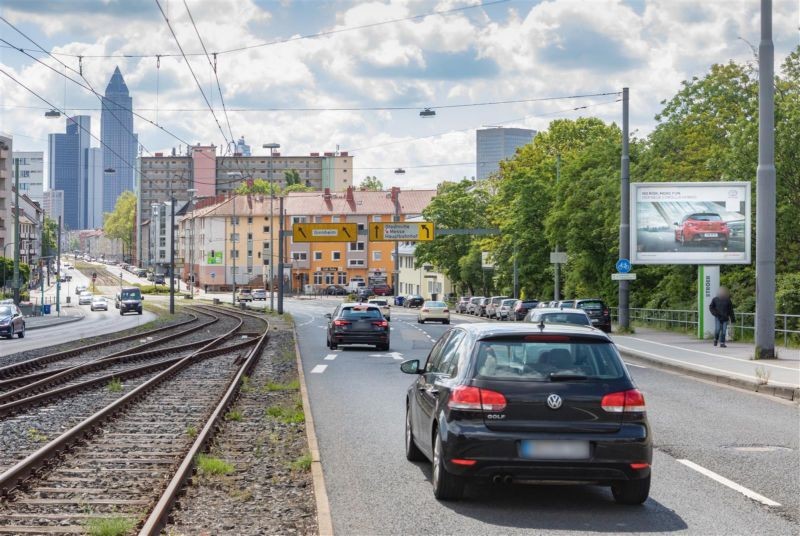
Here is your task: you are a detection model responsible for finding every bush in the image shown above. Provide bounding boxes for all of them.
[776,273,800,315]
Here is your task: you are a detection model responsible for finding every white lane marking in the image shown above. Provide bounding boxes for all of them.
[624,362,648,369]
[615,344,798,388]
[310,365,328,374]
[617,336,798,372]
[324,354,337,361]
[677,459,781,507]
[295,311,315,327]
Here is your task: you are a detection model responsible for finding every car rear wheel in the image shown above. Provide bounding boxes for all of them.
[432,432,464,501]
[17,325,25,338]
[611,475,650,505]
[405,405,426,462]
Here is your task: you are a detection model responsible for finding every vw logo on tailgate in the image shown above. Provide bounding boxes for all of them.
[546,394,563,410]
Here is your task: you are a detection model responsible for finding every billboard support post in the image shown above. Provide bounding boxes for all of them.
[618,87,630,330]
[698,265,720,340]
[755,0,776,359]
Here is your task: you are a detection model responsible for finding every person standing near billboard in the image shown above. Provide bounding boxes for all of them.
[710,287,736,348]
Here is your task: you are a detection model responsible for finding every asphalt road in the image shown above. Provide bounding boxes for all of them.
[289,298,799,535]
[1,263,157,354]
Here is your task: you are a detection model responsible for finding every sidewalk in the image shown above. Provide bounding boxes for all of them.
[24,308,84,330]
[613,326,800,401]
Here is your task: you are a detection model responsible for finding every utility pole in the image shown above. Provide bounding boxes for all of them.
[618,87,631,331]
[12,158,20,304]
[393,189,400,297]
[277,194,284,315]
[231,192,237,305]
[513,245,519,299]
[56,216,61,316]
[554,154,561,301]
[755,0,776,359]
[169,194,175,314]
[269,186,275,312]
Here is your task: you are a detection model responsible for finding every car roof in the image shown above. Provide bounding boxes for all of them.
[453,322,611,341]
[532,307,588,314]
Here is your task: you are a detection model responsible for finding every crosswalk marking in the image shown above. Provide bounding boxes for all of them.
[324,354,337,360]
[311,365,328,374]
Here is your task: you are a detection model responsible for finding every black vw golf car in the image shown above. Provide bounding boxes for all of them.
[400,323,651,503]
[326,303,390,350]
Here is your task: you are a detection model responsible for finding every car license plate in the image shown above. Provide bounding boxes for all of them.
[704,233,719,237]
[519,440,590,460]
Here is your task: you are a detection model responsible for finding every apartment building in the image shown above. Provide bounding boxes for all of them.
[8,194,42,268]
[42,190,65,227]
[397,217,453,299]
[178,187,436,292]
[0,135,11,251]
[12,151,44,204]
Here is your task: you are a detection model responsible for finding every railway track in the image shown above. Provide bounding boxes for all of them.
[0,305,272,535]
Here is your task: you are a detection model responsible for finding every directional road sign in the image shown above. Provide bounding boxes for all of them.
[292,223,358,242]
[616,258,632,273]
[611,273,637,281]
[370,222,434,241]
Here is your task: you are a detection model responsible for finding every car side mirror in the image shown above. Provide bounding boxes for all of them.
[141,295,144,300]
[324,313,332,319]
[400,359,422,375]
[673,222,679,226]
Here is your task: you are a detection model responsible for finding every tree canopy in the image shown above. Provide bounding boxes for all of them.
[359,176,383,191]
[103,190,136,254]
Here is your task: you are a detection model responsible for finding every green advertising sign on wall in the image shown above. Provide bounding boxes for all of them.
[207,251,223,265]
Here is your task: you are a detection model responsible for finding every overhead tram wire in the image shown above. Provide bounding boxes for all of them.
[154,0,233,151]
[0,0,509,59]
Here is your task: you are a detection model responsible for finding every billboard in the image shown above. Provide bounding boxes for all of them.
[207,251,223,265]
[631,182,751,265]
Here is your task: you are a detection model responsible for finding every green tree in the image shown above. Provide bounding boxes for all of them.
[103,191,136,260]
[236,178,279,196]
[283,183,313,193]
[359,176,383,191]
[414,179,491,290]
[284,169,302,186]
[41,217,58,258]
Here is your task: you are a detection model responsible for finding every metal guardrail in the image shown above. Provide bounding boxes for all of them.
[610,307,800,347]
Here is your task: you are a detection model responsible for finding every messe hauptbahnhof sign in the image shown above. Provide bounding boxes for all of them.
[370,222,434,241]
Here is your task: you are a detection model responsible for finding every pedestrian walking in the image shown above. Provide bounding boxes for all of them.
[710,287,736,348]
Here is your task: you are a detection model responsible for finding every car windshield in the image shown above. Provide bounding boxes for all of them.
[577,300,605,311]
[0,306,12,316]
[340,306,383,319]
[533,312,591,326]
[474,337,624,381]
[690,213,722,221]
[425,301,446,308]
[121,290,141,300]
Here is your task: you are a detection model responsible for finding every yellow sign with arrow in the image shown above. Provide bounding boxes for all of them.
[370,222,435,241]
[292,223,358,242]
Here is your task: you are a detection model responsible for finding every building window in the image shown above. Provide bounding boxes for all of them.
[292,216,307,224]
[338,272,347,284]
[325,273,335,284]
[332,251,341,261]
[373,251,382,261]
[231,217,239,225]
[247,233,253,240]
[357,223,365,231]
[348,242,365,251]
[159,238,166,247]
[247,250,253,257]
[230,250,240,258]
[348,259,365,267]
[262,241,270,250]
[331,216,340,223]
[313,272,323,285]
[292,252,308,261]
[314,251,322,261]
[247,217,253,224]
[263,225,270,233]
[373,215,382,222]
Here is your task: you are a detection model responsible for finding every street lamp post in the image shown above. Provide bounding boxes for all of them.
[186,189,198,298]
[263,142,280,312]
[12,158,21,304]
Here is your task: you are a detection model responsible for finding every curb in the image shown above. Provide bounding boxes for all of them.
[293,324,334,536]
[26,311,85,331]
[618,348,800,402]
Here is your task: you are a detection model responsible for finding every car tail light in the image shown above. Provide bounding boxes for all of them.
[333,319,351,326]
[421,308,429,312]
[630,462,650,470]
[451,458,477,466]
[601,389,646,413]
[448,386,507,412]
[372,320,389,328]
[603,308,610,316]
[442,309,449,313]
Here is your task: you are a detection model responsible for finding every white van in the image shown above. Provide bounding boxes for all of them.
[347,277,366,292]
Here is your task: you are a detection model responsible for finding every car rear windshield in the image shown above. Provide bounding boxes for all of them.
[501,299,516,306]
[426,301,446,308]
[474,337,624,381]
[522,300,538,306]
[121,289,141,300]
[341,306,382,319]
[533,312,591,326]
[577,300,605,310]
[690,213,722,221]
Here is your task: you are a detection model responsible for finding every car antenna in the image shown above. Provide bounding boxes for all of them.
[538,319,546,331]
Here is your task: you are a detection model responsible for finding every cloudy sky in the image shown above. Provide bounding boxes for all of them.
[0,0,797,189]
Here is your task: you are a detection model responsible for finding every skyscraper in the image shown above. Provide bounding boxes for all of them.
[49,115,90,230]
[101,66,138,214]
[476,127,537,180]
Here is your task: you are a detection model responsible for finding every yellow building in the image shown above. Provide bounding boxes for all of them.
[179,187,436,292]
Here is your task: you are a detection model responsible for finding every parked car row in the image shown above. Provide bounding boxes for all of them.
[454,296,612,332]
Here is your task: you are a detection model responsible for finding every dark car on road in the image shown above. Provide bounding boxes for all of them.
[153,273,166,285]
[326,303,390,350]
[116,287,143,315]
[467,297,484,315]
[674,212,729,246]
[404,295,424,308]
[400,323,651,503]
[372,284,393,296]
[0,304,25,338]
[325,285,348,296]
[575,298,612,332]
[512,299,539,321]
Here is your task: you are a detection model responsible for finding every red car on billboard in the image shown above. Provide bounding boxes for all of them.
[674,213,729,245]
